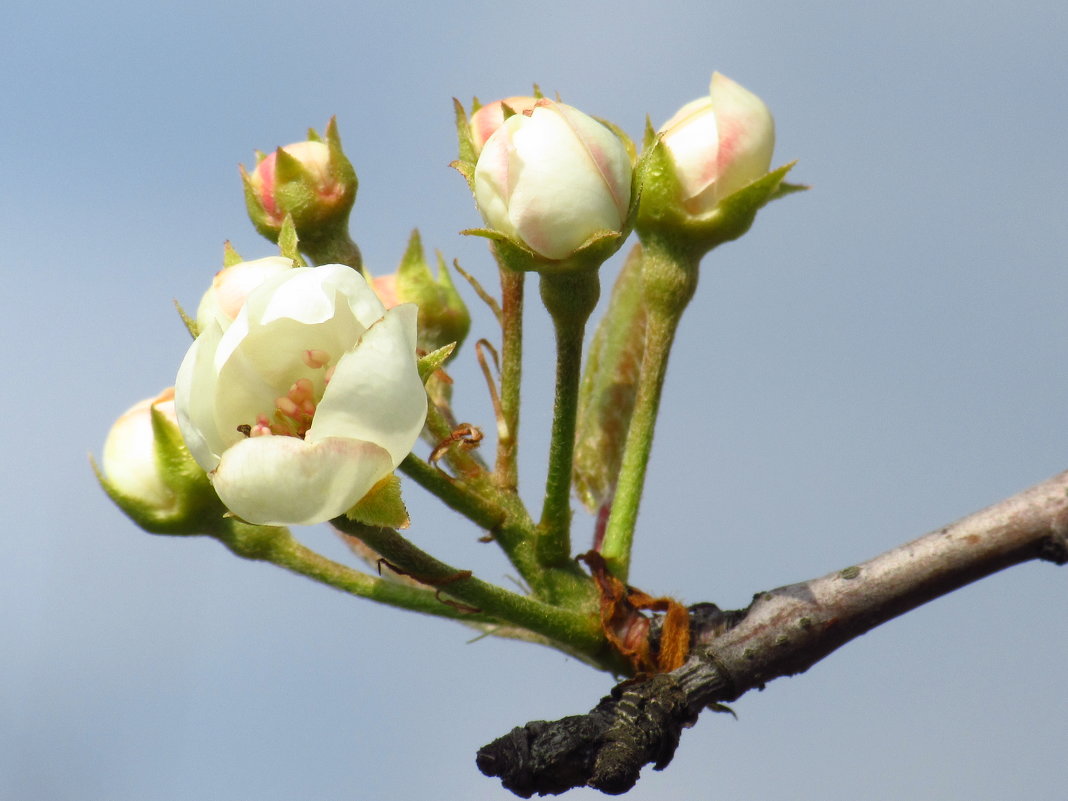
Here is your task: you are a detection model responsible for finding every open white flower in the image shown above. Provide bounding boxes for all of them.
[175,264,427,525]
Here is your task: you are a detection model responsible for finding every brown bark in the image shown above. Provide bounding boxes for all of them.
[477,469,1068,796]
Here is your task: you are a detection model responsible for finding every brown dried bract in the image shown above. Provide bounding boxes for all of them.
[429,423,484,469]
[578,551,690,674]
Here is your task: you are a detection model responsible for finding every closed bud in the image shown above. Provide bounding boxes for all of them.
[469,96,540,153]
[657,72,775,216]
[241,118,357,246]
[371,230,470,358]
[636,73,797,256]
[473,99,633,266]
[96,388,222,534]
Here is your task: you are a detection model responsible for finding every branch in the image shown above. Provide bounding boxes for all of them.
[477,469,1068,796]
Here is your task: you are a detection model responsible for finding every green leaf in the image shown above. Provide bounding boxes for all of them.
[573,244,647,511]
[346,474,410,529]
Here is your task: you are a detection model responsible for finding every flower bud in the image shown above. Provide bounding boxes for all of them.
[97,388,221,534]
[469,96,540,152]
[656,72,775,217]
[636,73,795,258]
[473,99,633,263]
[196,256,297,332]
[371,231,470,358]
[241,118,357,245]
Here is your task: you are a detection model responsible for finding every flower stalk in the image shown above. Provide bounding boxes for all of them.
[330,517,611,663]
[599,235,700,581]
[537,267,601,567]
[495,265,525,491]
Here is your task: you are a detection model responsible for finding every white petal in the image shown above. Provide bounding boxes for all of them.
[244,264,385,328]
[175,319,227,471]
[212,434,394,525]
[659,97,721,205]
[210,289,365,444]
[310,304,427,464]
[507,109,625,259]
[709,72,775,200]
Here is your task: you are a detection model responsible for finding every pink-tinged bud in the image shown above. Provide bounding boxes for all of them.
[240,119,357,245]
[248,142,334,225]
[657,72,775,216]
[473,99,633,262]
[469,96,540,152]
[196,256,297,331]
[371,230,470,357]
[371,273,402,309]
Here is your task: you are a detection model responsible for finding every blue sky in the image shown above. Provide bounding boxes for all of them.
[3,1,1067,799]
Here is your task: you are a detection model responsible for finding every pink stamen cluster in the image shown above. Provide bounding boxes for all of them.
[240,350,335,440]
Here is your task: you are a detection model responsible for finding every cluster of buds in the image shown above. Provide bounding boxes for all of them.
[455,72,785,274]
[102,71,791,532]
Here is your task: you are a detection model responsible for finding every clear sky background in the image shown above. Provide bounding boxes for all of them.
[3,1,1066,799]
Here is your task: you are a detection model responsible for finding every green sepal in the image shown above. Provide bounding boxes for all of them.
[452,98,478,191]
[345,474,410,529]
[641,115,657,149]
[636,131,799,257]
[769,180,810,202]
[573,244,647,511]
[277,215,307,266]
[466,224,630,278]
[323,117,355,192]
[394,230,471,356]
[221,240,243,267]
[92,407,225,536]
[242,119,357,249]
[418,343,456,383]
[174,298,198,338]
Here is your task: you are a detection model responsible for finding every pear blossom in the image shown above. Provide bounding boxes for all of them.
[102,388,182,511]
[175,264,427,526]
[473,99,632,261]
[658,72,775,216]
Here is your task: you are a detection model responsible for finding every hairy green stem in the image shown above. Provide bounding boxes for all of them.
[600,235,699,581]
[537,269,601,567]
[215,520,494,623]
[301,227,364,274]
[496,268,525,490]
[399,452,527,562]
[332,518,608,659]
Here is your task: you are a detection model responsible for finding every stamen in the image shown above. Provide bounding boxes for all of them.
[276,396,301,418]
[270,378,320,439]
[250,415,273,437]
[303,349,331,369]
